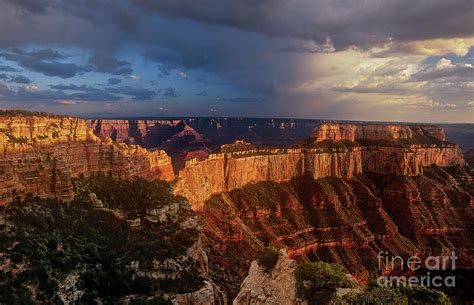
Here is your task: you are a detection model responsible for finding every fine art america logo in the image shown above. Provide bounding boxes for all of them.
[377,251,457,287]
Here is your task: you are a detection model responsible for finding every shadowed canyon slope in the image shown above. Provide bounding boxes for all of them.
[201,168,473,287]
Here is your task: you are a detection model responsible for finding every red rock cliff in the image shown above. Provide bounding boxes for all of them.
[174,147,363,210]
[201,167,473,290]
[313,123,446,142]
[362,145,464,176]
[0,115,174,204]
[88,119,183,144]
[175,131,464,210]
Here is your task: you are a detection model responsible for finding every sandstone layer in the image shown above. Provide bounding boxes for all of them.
[175,143,464,210]
[313,123,446,143]
[174,147,363,210]
[88,119,184,146]
[0,115,174,204]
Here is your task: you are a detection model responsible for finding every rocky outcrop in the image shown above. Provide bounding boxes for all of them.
[175,147,364,210]
[0,115,174,204]
[233,249,306,305]
[88,119,195,147]
[171,280,227,305]
[313,123,446,142]
[362,145,464,176]
[465,149,474,169]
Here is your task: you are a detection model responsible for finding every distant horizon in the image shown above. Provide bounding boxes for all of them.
[2,107,474,125]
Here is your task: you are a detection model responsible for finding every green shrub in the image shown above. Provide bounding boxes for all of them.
[295,261,350,305]
[0,177,201,303]
[345,286,408,305]
[401,285,451,304]
[344,285,452,305]
[6,134,29,144]
[257,246,279,271]
[0,109,58,117]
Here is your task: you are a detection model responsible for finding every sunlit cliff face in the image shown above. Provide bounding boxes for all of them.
[0,0,472,122]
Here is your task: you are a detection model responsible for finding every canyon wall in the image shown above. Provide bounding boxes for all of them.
[313,123,446,142]
[175,127,464,210]
[88,119,183,146]
[202,166,473,292]
[2,117,467,214]
[174,147,363,210]
[362,145,464,176]
[88,118,323,149]
[88,118,474,151]
[0,115,174,205]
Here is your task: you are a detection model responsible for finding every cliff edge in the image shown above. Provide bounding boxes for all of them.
[0,114,174,205]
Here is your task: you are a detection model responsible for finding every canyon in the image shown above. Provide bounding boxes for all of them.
[0,112,473,302]
[0,114,174,205]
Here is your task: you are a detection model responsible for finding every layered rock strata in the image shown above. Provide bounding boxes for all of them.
[175,147,363,210]
[88,119,188,147]
[0,115,174,205]
[202,167,473,292]
[313,123,446,143]
[175,142,464,210]
[362,145,464,176]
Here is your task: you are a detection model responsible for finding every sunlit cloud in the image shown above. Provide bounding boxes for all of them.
[23,84,40,92]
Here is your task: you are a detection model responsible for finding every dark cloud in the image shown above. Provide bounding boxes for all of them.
[107,78,122,85]
[0,74,7,80]
[89,53,133,75]
[133,0,474,49]
[8,75,31,84]
[145,47,209,76]
[50,84,96,91]
[49,83,158,101]
[0,48,66,61]
[3,0,48,14]
[29,62,88,78]
[196,91,207,96]
[49,83,121,101]
[26,48,66,60]
[3,0,142,31]
[106,86,158,100]
[0,65,21,72]
[0,82,67,101]
[0,81,122,102]
[0,48,89,78]
[412,64,474,81]
[68,90,121,101]
[217,96,263,103]
[163,87,179,98]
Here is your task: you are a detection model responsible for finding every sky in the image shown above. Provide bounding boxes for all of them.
[0,0,473,122]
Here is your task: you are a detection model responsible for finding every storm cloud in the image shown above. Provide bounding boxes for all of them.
[133,0,474,49]
[0,48,89,78]
[0,0,472,121]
